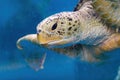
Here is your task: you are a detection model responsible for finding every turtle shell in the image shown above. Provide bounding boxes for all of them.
[74,0,120,31]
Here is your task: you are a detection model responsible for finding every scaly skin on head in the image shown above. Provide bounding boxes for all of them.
[37,11,82,47]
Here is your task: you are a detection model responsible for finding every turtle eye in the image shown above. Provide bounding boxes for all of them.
[51,22,57,30]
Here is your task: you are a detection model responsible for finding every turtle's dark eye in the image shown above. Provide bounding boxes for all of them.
[51,22,57,30]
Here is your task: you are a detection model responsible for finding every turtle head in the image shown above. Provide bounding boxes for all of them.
[37,12,80,48]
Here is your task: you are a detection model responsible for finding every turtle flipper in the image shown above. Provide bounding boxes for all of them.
[82,33,120,62]
[52,33,120,62]
[92,0,120,28]
[98,33,120,52]
[75,0,120,30]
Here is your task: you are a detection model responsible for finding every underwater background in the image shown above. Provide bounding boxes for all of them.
[0,0,120,80]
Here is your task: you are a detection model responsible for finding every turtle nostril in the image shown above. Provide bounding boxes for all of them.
[37,29,41,34]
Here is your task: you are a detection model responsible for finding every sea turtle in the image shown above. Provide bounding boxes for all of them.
[17,0,120,70]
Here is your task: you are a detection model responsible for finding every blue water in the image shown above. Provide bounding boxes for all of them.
[0,0,120,80]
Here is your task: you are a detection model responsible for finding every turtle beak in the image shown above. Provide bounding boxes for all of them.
[37,33,62,46]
